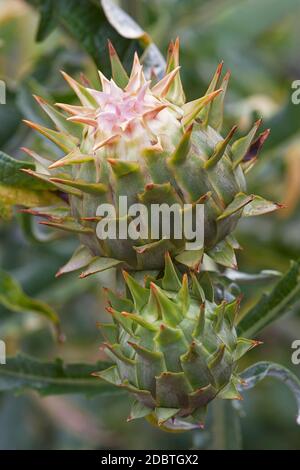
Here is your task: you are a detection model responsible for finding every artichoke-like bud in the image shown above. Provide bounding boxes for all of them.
[22,39,279,277]
[94,253,260,431]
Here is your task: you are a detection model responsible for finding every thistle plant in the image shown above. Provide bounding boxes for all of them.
[15,40,300,433]
[94,253,261,430]
[21,39,279,277]
[0,0,300,446]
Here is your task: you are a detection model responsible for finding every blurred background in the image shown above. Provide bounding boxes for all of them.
[0,0,300,449]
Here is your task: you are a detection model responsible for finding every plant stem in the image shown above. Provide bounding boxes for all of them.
[210,400,242,450]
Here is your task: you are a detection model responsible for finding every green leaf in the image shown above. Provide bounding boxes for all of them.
[215,0,300,42]
[208,240,237,269]
[36,0,56,41]
[0,151,49,190]
[217,193,253,221]
[224,268,281,284]
[26,0,142,75]
[238,260,300,337]
[79,257,122,278]
[0,152,62,219]
[242,195,280,217]
[0,269,59,325]
[0,353,116,396]
[27,0,166,78]
[240,361,300,425]
[102,0,165,79]
[101,0,147,39]
[0,185,62,221]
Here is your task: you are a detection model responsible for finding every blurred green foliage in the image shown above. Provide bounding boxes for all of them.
[0,0,300,450]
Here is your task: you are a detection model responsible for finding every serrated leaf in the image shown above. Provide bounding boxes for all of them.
[240,361,300,425]
[0,354,115,396]
[238,260,300,337]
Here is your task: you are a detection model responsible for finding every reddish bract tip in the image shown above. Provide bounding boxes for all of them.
[194,261,201,273]
[33,94,46,105]
[216,61,224,75]
[108,39,116,56]
[228,124,238,138]
[107,158,116,167]
[80,216,100,221]
[184,123,194,136]
[150,282,157,291]
[167,40,174,55]
[277,203,288,209]
[254,117,263,128]
[224,69,231,81]
[174,37,180,50]
[252,340,264,347]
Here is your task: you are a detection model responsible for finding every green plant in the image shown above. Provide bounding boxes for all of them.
[21,39,278,277]
[0,0,300,450]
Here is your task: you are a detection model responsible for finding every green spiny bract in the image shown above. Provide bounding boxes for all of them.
[22,39,279,277]
[94,253,260,431]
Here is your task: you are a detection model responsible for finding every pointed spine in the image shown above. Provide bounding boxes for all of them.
[168,124,193,165]
[150,283,182,326]
[108,40,129,88]
[204,125,237,169]
[123,271,149,311]
[182,89,222,127]
[231,119,262,168]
